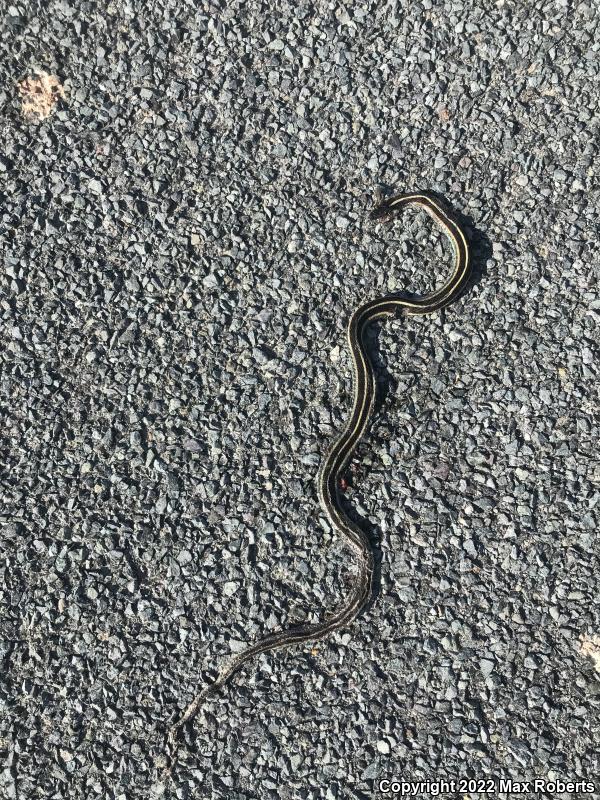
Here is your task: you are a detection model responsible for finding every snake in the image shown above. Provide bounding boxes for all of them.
[165,190,470,766]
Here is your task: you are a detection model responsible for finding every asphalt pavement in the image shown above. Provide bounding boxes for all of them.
[1,1,599,798]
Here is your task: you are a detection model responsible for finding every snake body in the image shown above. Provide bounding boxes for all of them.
[166,191,470,760]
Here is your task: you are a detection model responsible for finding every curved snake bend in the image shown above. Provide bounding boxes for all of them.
[165,190,470,768]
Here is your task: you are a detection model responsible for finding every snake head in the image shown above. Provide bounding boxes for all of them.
[369,199,395,223]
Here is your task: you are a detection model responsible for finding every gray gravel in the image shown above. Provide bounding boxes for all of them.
[2,1,600,798]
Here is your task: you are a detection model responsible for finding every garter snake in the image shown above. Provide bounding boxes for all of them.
[166,190,470,765]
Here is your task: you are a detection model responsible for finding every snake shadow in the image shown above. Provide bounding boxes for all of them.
[342,200,492,612]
